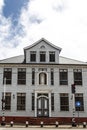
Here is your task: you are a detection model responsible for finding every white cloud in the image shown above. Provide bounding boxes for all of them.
[0,0,87,62]
[0,0,4,13]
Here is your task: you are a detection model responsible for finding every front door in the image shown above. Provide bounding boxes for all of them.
[37,97,49,117]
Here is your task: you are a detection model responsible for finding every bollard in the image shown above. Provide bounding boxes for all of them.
[10,121,14,127]
[40,121,43,127]
[83,122,86,128]
[72,122,76,127]
[55,121,59,127]
[72,118,76,127]
[25,121,29,127]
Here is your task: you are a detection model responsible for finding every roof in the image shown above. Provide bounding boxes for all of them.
[59,56,86,64]
[0,55,24,63]
[24,38,62,53]
[0,55,86,65]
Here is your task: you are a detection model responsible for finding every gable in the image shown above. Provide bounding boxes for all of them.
[24,38,61,64]
[24,38,62,52]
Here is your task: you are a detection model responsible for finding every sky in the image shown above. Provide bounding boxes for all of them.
[0,0,87,62]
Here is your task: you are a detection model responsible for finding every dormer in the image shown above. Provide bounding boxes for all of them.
[24,38,62,64]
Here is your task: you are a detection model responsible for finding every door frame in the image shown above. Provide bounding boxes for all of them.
[37,95,49,117]
[34,91,52,117]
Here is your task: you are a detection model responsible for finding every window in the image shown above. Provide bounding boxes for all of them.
[51,69,54,85]
[74,69,82,85]
[32,93,35,110]
[39,72,47,85]
[51,93,54,111]
[17,68,26,85]
[60,93,69,111]
[59,69,68,85]
[75,93,84,111]
[2,93,11,110]
[3,68,12,84]
[32,68,35,85]
[17,93,26,110]
[40,51,46,62]
[30,51,36,62]
[49,52,55,62]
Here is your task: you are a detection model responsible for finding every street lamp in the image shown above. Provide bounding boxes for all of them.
[1,78,6,126]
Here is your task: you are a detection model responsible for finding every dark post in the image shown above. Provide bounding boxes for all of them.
[25,121,29,127]
[83,122,86,128]
[10,121,14,127]
[40,121,43,127]
[55,121,59,127]
[1,78,6,126]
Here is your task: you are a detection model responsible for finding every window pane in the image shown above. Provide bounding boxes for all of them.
[2,93,11,110]
[3,68,12,84]
[59,69,68,85]
[17,68,26,85]
[30,51,36,62]
[49,52,55,62]
[74,69,82,85]
[40,52,46,62]
[51,69,54,85]
[32,93,35,110]
[17,93,26,110]
[51,93,54,111]
[75,93,84,111]
[32,68,35,85]
[60,93,69,111]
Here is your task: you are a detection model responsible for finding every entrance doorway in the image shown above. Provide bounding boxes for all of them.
[37,95,49,117]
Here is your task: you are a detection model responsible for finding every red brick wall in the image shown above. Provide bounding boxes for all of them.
[0,116,87,125]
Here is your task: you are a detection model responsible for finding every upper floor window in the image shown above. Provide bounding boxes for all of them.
[60,93,69,111]
[75,93,84,111]
[39,72,47,85]
[59,69,68,85]
[3,68,12,85]
[17,93,26,110]
[17,68,26,85]
[74,69,82,85]
[49,52,55,62]
[32,68,35,85]
[51,69,54,85]
[40,51,46,62]
[30,51,36,62]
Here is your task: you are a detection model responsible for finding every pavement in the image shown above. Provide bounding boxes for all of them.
[0,125,86,130]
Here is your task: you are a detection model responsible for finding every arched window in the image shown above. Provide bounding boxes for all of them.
[39,72,47,85]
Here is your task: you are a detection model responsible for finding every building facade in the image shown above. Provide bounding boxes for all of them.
[0,38,87,124]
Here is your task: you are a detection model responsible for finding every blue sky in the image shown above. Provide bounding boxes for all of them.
[3,0,28,25]
[0,0,87,62]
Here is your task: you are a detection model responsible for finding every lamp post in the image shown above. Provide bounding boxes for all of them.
[1,78,6,126]
[71,84,76,126]
[71,85,76,117]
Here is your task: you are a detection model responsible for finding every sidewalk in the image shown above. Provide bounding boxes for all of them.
[0,124,86,129]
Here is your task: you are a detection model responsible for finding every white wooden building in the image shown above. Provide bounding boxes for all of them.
[0,38,87,124]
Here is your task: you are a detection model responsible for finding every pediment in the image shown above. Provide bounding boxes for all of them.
[24,38,62,52]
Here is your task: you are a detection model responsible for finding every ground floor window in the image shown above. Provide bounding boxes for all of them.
[17,93,26,110]
[2,93,11,110]
[75,93,84,111]
[32,93,35,110]
[51,93,54,111]
[60,93,69,111]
